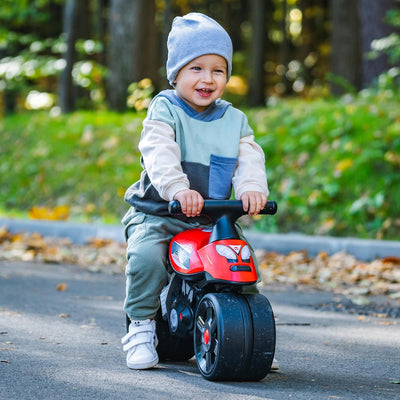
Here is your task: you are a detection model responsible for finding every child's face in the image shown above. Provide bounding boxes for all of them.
[174,54,227,113]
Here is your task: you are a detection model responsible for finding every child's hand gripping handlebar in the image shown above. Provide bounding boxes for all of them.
[168,199,277,220]
[169,199,277,241]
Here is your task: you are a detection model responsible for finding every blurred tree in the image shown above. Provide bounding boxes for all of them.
[0,0,63,113]
[359,0,398,87]
[59,0,90,113]
[329,0,361,95]
[249,0,268,106]
[369,3,400,68]
[93,0,109,66]
[298,0,329,88]
[160,0,174,87]
[2,0,398,114]
[107,0,157,111]
[266,0,330,97]
[329,0,398,95]
[279,0,292,94]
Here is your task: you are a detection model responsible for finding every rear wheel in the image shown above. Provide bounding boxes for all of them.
[194,292,275,381]
[126,311,194,362]
[155,308,194,362]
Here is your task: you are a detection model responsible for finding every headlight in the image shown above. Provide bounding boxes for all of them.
[171,241,191,269]
[241,245,251,262]
[215,245,238,262]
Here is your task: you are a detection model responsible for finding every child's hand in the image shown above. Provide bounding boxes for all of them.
[173,189,204,217]
[240,191,267,216]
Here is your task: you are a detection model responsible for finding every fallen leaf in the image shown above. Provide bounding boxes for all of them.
[56,283,67,291]
[0,226,10,243]
[87,237,113,248]
[29,205,70,221]
[378,321,396,326]
[382,256,400,264]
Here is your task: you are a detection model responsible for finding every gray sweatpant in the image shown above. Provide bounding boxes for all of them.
[123,208,259,321]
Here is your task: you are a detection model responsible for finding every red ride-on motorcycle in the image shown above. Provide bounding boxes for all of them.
[127,199,278,381]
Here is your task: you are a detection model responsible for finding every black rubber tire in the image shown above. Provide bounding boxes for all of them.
[126,311,194,362]
[194,293,247,380]
[193,292,275,381]
[240,293,276,381]
[154,308,194,362]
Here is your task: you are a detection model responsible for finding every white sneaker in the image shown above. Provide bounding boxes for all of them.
[121,319,159,369]
[271,357,279,371]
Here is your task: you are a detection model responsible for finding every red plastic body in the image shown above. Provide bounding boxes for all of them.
[169,228,258,284]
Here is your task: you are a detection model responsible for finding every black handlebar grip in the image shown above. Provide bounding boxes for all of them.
[260,200,278,215]
[168,199,278,216]
[168,200,183,215]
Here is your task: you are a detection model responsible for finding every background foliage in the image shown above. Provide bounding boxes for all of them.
[1,0,400,240]
[2,0,397,112]
[2,84,400,239]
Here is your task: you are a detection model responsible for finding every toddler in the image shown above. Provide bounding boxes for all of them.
[121,12,270,370]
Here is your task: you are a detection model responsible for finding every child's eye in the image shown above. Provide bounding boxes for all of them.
[191,66,201,71]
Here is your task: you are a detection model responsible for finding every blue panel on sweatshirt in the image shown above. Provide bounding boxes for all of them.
[208,154,237,199]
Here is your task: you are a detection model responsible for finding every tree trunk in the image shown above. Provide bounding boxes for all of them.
[108,0,157,111]
[329,0,362,95]
[59,0,90,113]
[249,0,267,106]
[358,0,397,87]
[93,0,109,66]
[59,0,79,113]
[161,0,174,89]
[280,0,292,95]
[299,0,324,86]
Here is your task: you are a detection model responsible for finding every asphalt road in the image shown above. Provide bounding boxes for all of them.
[1,261,399,400]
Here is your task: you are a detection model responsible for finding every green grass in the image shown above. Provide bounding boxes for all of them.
[0,110,145,223]
[248,93,400,239]
[1,92,400,239]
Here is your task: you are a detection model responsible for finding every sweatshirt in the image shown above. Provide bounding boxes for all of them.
[124,90,268,216]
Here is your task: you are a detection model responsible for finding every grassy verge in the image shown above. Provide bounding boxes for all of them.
[1,93,399,239]
[1,110,145,223]
[248,93,400,240]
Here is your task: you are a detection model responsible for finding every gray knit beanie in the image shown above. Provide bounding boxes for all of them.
[166,13,233,87]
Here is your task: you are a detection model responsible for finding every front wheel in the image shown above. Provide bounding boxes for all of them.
[194,292,275,381]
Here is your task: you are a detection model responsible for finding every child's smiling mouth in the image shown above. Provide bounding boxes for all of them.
[196,88,213,97]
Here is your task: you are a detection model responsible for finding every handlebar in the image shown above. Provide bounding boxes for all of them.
[168,199,277,217]
[169,199,277,241]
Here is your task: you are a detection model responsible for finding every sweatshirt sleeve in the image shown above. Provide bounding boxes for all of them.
[139,118,189,201]
[232,134,269,199]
